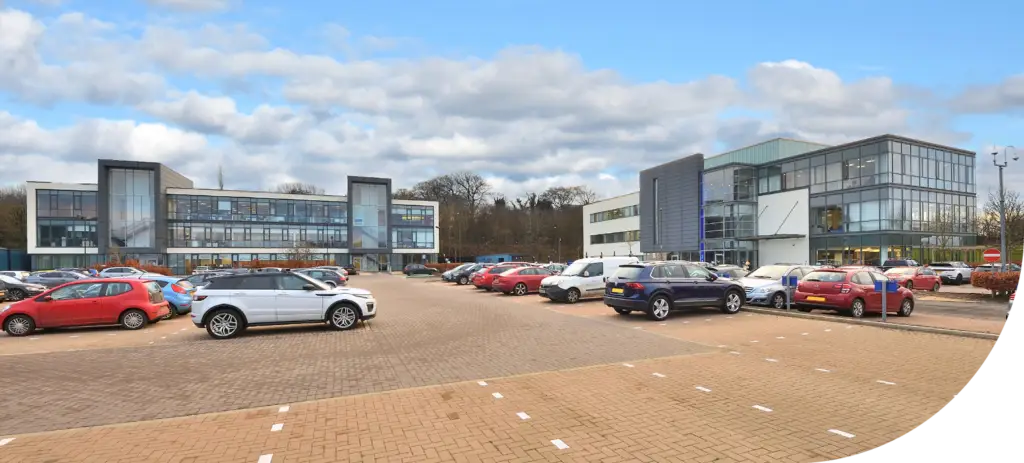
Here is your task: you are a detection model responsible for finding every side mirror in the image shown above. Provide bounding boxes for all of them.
[706,274,718,282]
[42,296,53,302]
[302,284,316,291]
[583,271,591,277]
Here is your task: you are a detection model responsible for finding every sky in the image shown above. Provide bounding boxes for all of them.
[1,0,1022,202]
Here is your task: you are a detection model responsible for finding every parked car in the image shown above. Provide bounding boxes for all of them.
[542,263,568,274]
[707,265,749,279]
[794,268,914,318]
[739,264,817,309]
[0,271,31,281]
[341,265,358,276]
[255,267,284,273]
[452,264,493,285]
[884,267,941,291]
[130,275,196,318]
[25,270,90,288]
[293,268,347,287]
[192,266,211,274]
[881,259,920,270]
[603,262,745,321]
[472,264,527,290]
[838,265,885,274]
[927,261,973,285]
[191,272,376,339]
[492,266,558,295]
[182,271,231,289]
[442,263,474,282]
[973,263,1022,272]
[540,256,640,303]
[1,279,170,336]
[315,266,350,276]
[99,267,144,278]
[403,264,437,276]
[0,281,5,301]
[0,274,48,301]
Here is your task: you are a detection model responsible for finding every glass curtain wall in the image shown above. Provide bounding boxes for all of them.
[702,166,758,266]
[35,190,98,248]
[351,183,388,249]
[108,169,155,248]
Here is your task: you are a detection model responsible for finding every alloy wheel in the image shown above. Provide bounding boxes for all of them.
[772,293,785,309]
[6,316,32,336]
[652,298,670,319]
[567,289,580,303]
[726,292,742,313]
[851,300,865,318]
[331,306,357,329]
[514,284,527,296]
[123,311,146,329]
[210,312,239,337]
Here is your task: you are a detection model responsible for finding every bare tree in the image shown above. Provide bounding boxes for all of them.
[393,188,419,200]
[982,189,1024,246]
[273,182,326,195]
[539,186,598,209]
[0,185,27,249]
[286,241,315,262]
[217,165,225,190]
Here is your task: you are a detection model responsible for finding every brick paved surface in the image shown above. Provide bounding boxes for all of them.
[0,276,709,435]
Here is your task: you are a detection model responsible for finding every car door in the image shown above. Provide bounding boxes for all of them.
[275,274,326,322]
[853,272,881,310]
[581,262,605,296]
[96,282,132,324]
[233,276,279,323]
[682,264,719,304]
[660,264,696,306]
[37,282,105,327]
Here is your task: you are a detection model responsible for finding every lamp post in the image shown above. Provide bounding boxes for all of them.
[993,146,1018,272]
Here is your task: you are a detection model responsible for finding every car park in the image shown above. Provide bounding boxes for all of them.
[540,256,640,303]
[190,272,376,339]
[1,279,170,336]
[603,261,746,321]
[491,266,558,295]
[0,274,48,301]
[0,271,31,281]
[293,268,347,287]
[794,268,914,318]
[403,264,437,276]
[340,264,358,275]
[182,271,231,289]
[25,270,90,288]
[928,261,973,285]
[739,264,817,309]
[884,267,941,291]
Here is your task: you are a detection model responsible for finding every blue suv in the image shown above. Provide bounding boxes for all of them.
[603,262,746,321]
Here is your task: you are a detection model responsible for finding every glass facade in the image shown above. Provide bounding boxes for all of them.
[701,166,758,266]
[590,204,640,223]
[36,190,98,248]
[167,223,347,248]
[108,169,156,248]
[392,228,435,249]
[351,183,388,249]
[168,195,346,224]
[390,205,435,250]
[590,230,640,245]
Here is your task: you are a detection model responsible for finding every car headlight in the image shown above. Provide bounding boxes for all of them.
[351,294,372,299]
[753,286,773,294]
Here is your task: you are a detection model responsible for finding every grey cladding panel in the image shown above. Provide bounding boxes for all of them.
[639,154,703,253]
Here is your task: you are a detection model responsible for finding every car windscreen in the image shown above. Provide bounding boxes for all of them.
[746,265,789,280]
[561,261,590,276]
[803,271,847,282]
[885,268,917,276]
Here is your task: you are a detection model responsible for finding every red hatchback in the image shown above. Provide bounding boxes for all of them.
[471,263,529,291]
[794,269,914,318]
[492,266,557,296]
[2,278,170,336]
[883,266,941,291]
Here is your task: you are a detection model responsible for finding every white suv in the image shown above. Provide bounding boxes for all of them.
[191,272,376,339]
[928,261,973,285]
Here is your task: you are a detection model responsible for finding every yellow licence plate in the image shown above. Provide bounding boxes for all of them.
[611,288,624,294]
[806,296,826,302]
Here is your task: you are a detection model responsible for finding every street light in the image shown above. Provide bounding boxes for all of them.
[992,145,1018,272]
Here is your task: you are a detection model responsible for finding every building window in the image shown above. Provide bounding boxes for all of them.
[653,178,660,245]
[167,195,347,224]
[351,183,388,249]
[392,205,435,226]
[590,204,639,223]
[391,227,434,249]
[590,230,641,245]
[36,190,98,220]
[37,219,98,248]
[108,168,155,248]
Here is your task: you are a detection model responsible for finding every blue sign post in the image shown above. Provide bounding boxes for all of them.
[780,274,800,311]
[873,279,899,322]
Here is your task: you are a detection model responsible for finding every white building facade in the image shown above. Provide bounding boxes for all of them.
[582,192,640,258]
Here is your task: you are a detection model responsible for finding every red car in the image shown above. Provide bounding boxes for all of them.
[884,266,941,291]
[491,266,558,295]
[471,263,531,291]
[2,278,171,336]
[793,268,914,318]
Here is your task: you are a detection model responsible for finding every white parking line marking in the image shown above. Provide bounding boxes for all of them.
[695,386,712,393]
[478,381,488,386]
[69,335,80,338]
[279,406,290,413]
[846,326,853,329]
[726,316,734,319]
[876,380,897,386]
[659,323,667,326]
[107,334,116,336]
[551,439,570,450]
[622,363,634,368]
[828,429,856,439]
[765,358,779,363]
[824,329,832,332]
[717,345,727,348]
[752,405,773,412]
[815,368,832,373]
[729,351,741,355]
[776,336,786,339]
[258,454,273,463]
[516,412,530,420]
[652,373,666,378]
[749,340,759,343]
[29,337,39,341]
[801,333,809,336]
[161,337,167,339]
[704,319,711,322]
[148,341,154,344]
[492,392,504,399]
[633,326,642,330]
[0,438,14,446]
[682,321,689,324]
[270,423,283,432]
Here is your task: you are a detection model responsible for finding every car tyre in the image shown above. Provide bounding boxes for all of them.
[955,274,963,285]
[897,298,914,317]
[120,309,148,330]
[4,314,35,336]
[931,282,940,292]
[721,290,743,314]
[8,289,26,301]
[905,281,914,290]
[647,295,672,321]
[565,288,581,304]
[850,299,866,318]
[165,303,178,319]
[458,276,469,285]
[513,283,528,296]
[614,308,631,316]
[206,308,244,339]
[771,292,786,309]
[328,304,359,330]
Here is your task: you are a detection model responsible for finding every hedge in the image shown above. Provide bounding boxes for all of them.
[970,271,1021,294]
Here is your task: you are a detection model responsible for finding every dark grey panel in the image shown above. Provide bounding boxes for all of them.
[346,176,393,254]
[639,153,704,254]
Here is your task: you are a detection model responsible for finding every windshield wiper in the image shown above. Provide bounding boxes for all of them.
[805,278,821,282]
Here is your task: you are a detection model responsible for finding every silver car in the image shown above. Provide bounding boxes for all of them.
[24,271,90,288]
[740,264,817,309]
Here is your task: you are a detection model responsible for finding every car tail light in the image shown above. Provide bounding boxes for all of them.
[194,295,208,301]
[834,284,852,294]
[171,284,187,294]
[626,282,645,290]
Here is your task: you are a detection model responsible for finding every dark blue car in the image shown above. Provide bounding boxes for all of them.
[603,262,746,321]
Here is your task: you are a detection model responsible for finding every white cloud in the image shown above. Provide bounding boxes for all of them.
[143,0,235,12]
[0,6,1002,203]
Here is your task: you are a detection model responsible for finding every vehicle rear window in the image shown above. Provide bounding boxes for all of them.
[175,280,194,289]
[205,277,242,290]
[143,281,164,303]
[613,266,644,280]
[804,271,847,283]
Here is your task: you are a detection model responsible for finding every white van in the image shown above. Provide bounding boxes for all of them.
[538,256,640,303]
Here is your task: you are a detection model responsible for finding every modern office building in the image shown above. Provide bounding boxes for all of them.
[26,160,440,273]
[582,192,640,258]
[634,135,980,267]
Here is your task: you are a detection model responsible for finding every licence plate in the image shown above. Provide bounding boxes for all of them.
[611,288,624,294]
[807,296,826,302]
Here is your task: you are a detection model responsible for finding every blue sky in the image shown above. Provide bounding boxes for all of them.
[3,0,1022,197]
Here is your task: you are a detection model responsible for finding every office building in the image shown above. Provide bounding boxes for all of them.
[26,160,440,273]
[582,192,640,258]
